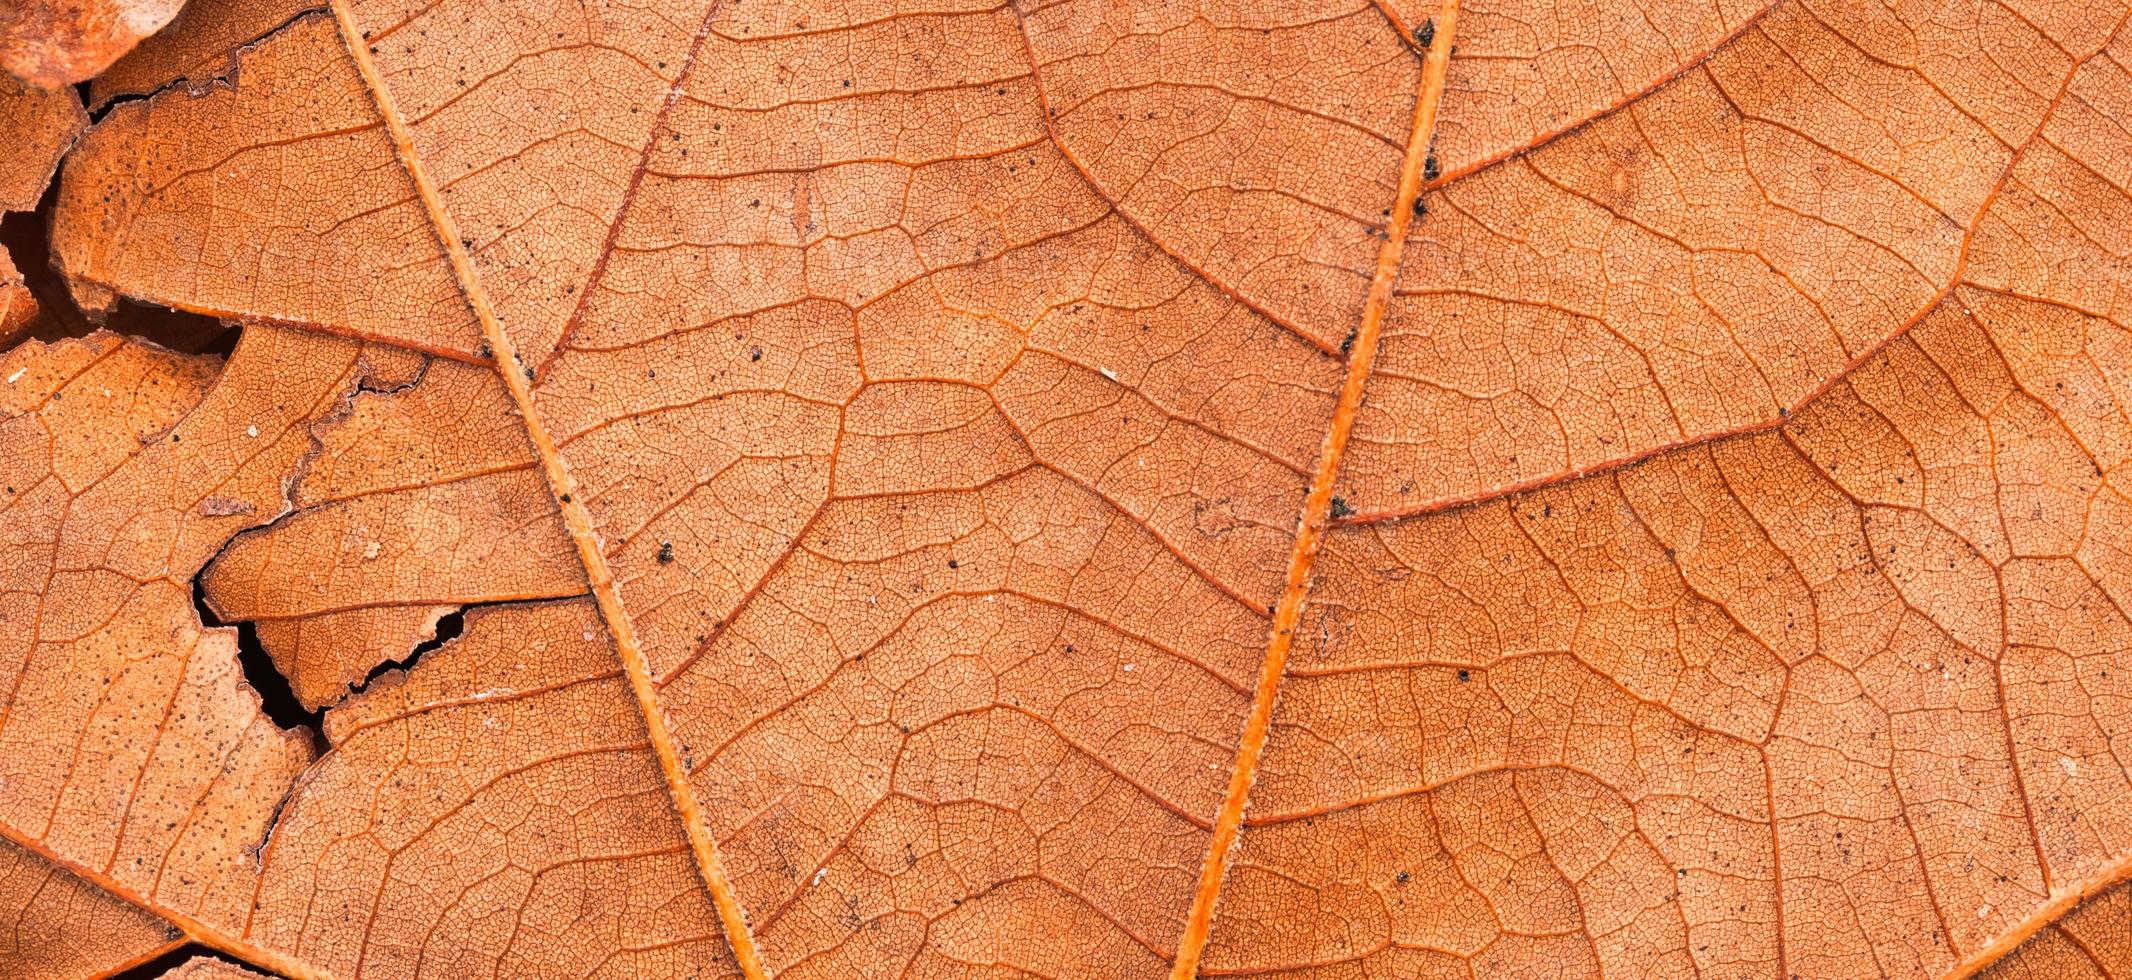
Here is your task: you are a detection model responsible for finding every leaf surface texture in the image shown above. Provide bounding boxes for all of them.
[3,0,2131,977]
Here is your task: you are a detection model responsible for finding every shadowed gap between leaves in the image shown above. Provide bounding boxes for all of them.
[188,571,473,752]
[78,78,146,125]
[73,3,331,126]
[1,178,236,356]
[108,942,290,980]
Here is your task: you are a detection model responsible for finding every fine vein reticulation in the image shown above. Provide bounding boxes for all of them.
[1170,3,1461,976]
[7,0,2132,977]
[325,1,771,974]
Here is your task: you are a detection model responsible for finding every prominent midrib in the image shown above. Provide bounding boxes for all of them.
[1166,3,1462,976]
[323,4,771,977]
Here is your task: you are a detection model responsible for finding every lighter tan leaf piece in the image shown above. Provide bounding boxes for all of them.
[158,957,275,980]
[0,0,188,88]
[50,13,482,356]
[13,0,2132,977]
[0,73,86,212]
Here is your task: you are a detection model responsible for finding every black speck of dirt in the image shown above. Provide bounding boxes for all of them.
[1457,669,1471,682]
[1329,496,1355,520]
[1416,18,1435,49]
[658,541,675,564]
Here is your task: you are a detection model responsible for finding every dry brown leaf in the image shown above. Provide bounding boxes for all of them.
[6,0,2132,977]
